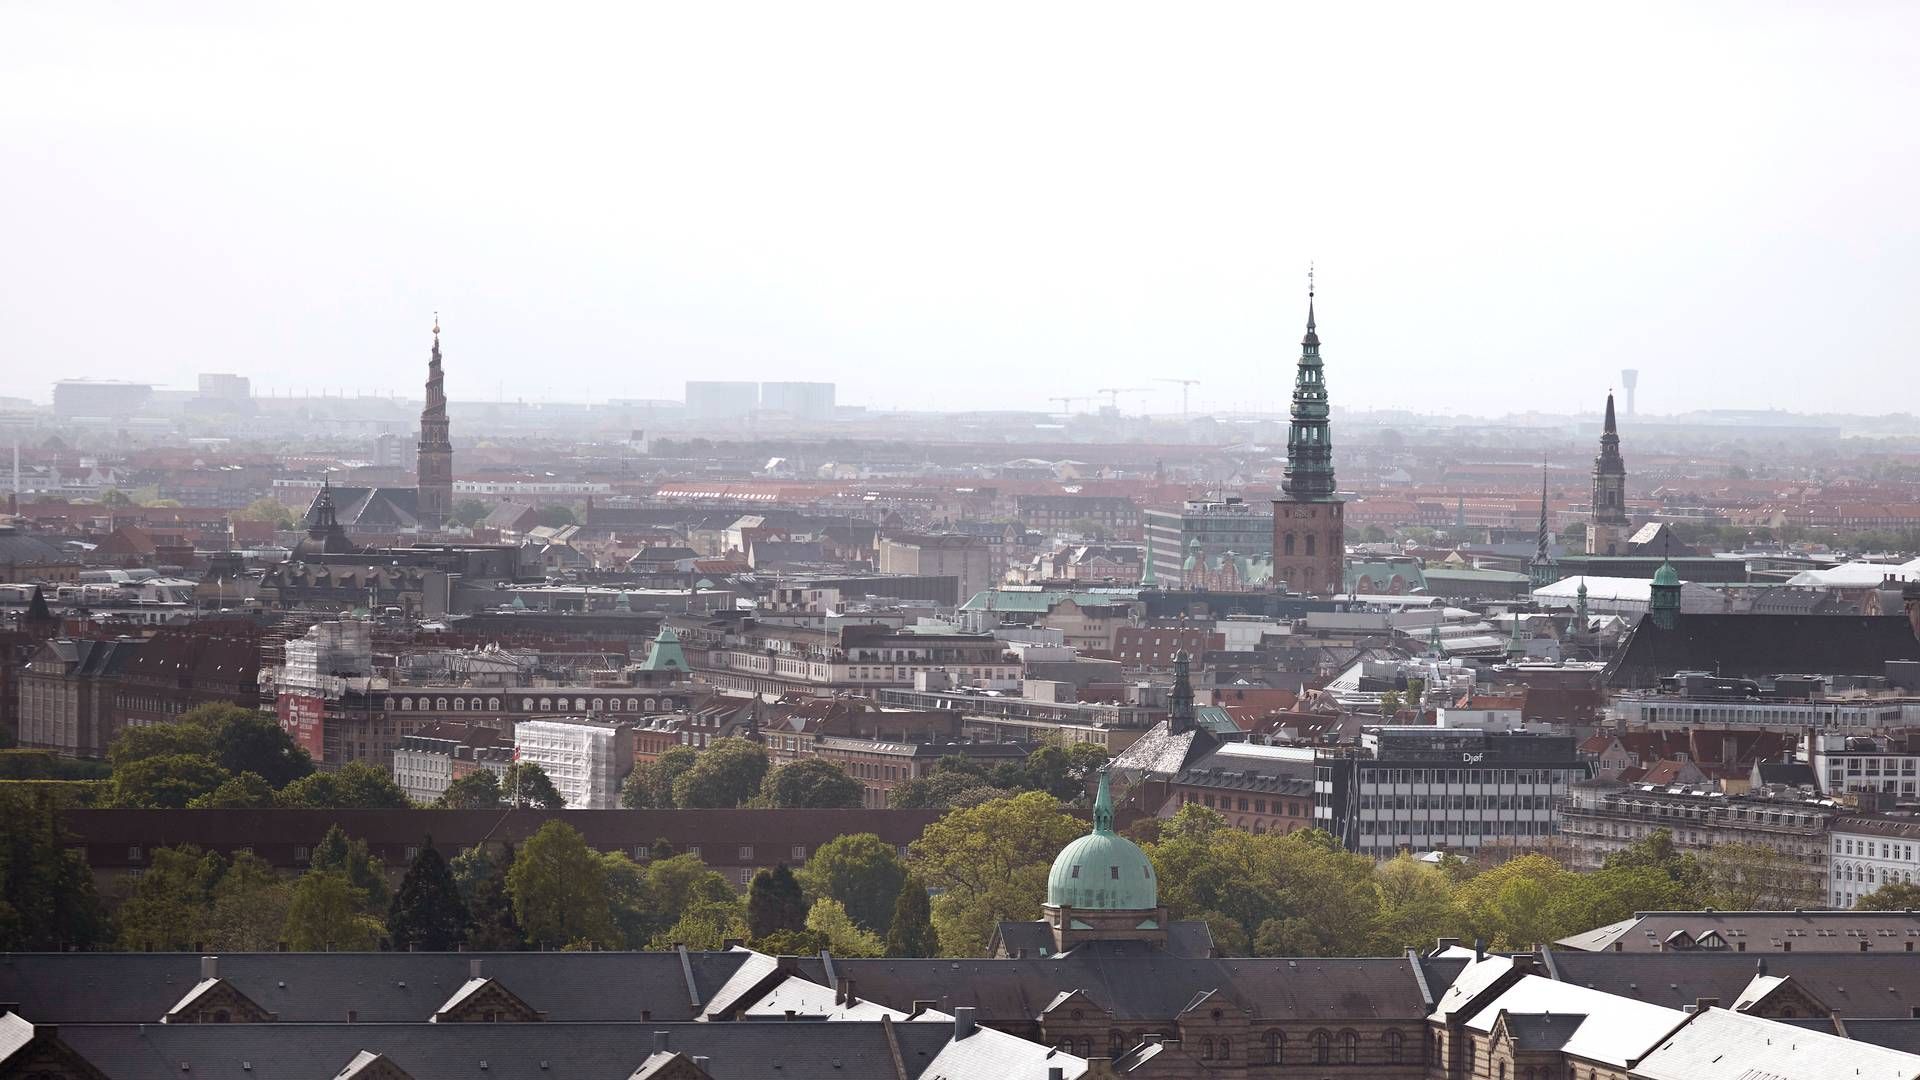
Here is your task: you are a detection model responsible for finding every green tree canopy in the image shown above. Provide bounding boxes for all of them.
[188,771,278,809]
[238,497,297,527]
[672,737,770,808]
[534,504,578,528]
[310,824,389,913]
[884,875,938,958]
[107,753,229,809]
[747,864,808,941]
[623,746,698,808]
[388,841,470,951]
[278,761,411,809]
[502,762,566,809]
[205,852,292,951]
[508,821,615,949]
[1856,881,1920,911]
[648,898,747,951]
[209,710,314,788]
[908,791,1084,956]
[116,845,224,951]
[436,770,505,809]
[451,844,522,950]
[450,499,490,527]
[796,832,907,933]
[805,897,885,957]
[761,759,864,809]
[284,871,386,951]
[0,791,108,950]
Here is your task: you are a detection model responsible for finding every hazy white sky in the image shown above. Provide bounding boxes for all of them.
[4,2,1917,416]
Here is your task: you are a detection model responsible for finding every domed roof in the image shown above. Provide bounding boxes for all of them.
[1047,771,1158,911]
[1652,561,1680,587]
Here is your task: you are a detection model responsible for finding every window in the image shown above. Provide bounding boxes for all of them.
[1264,1030,1284,1064]
[1385,1029,1403,1064]
[1312,1030,1330,1065]
[687,845,701,859]
[792,845,807,861]
[740,868,755,885]
[1341,1030,1357,1064]
[739,845,754,860]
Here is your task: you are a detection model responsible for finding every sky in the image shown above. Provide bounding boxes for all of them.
[3,2,1918,417]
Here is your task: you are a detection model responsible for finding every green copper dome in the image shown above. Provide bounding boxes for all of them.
[1652,561,1680,587]
[1047,771,1158,911]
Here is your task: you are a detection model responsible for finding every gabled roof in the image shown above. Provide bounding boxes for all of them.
[1634,1007,1920,1080]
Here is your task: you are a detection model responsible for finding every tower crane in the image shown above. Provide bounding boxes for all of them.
[1048,396,1089,415]
[1095,387,1151,412]
[1155,378,1201,417]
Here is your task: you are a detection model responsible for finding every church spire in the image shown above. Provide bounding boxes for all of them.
[1530,458,1556,589]
[1281,271,1334,500]
[1092,768,1115,834]
[1167,650,1196,734]
[416,313,454,529]
[1139,529,1158,588]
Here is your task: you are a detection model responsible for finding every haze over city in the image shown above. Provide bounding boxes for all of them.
[4,1,1918,416]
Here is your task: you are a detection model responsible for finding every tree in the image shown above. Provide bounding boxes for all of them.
[508,821,615,949]
[107,753,229,808]
[100,488,133,507]
[117,845,223,951]
[388,841,470,951]
[284,871,386,950]
[1700,842,1819,910]
[1453,854,1579,951]
[436,770,505,809]
[205,852,292,951]
[805,898,885,957]
[599,851,655,949]
[891,770,1009,810]
[1373,854,1465,952]
[278,761,411,809]
[747,865,809,940]
[1856,881,1920,911]
[761,759,864,809]
[672,738,770,808]
[109,715,216,767]
[648,898,747,951]
[1020,743,1111,803]
[1377,691,1404,717]
[0,791,108,950]
[796,833,907,933]
[502,762,566,809]
[310,824,390,914]
[450,499,490,528]
[188,771,277,809]
[238,497,297,528]
[451,844,522,950]
[885,876,938,957]
[534,503,578,528]
[623,746,697,808]
[909,792,1084,956]
[210,710,313,788]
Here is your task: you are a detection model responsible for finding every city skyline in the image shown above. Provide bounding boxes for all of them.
[4,3,1918,417]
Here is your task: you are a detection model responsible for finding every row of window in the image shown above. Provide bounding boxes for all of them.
[1054,1027,1407,1065]
[1362,794,1555,811]
[1361,819,1554,836]
[1838,838,1916,860]
[393,696,678,713]
[1178,791,1306,817]
[1364,768,1571,785]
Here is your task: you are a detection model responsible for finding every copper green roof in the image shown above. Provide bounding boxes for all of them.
[1046,771,1157,911]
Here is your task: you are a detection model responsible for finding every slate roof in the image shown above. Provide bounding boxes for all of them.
[0,952,754,1024]
[1605,613,1920,689]
[1543,951,1920,1018]
[787,955,1432,1026]
[989,919,1216,959]
[1555,910,1920,954]
[49,1020,978,1080]
[1633,1006,1920,1080]
[1461,974,1685,1068]
[1840,1019,1920,1057]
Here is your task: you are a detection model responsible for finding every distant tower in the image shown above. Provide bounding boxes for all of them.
[416,315,454,530]
[1139,529,1158,588]
[1528,459,1557,590]
[1587,392,1631,556]
[1620,369,1639,417]
[1272,273,1345,595]
[1167,650,1196,735]
[1650,558,1682,631]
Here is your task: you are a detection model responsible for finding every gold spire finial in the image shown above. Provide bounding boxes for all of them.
[1308,262,1314,299]
[432,312,440,336]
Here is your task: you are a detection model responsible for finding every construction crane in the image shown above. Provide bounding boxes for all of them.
[1048,395,1088,415]
[1156,378,1201,417]
[1095,387,1151,412]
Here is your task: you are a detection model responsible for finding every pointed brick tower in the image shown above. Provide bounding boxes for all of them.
[416,315,454,530]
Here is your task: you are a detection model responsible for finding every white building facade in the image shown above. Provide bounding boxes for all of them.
[1828,816,1920,909]
[512,717,636,809]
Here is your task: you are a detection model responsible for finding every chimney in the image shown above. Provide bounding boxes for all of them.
[1049,1070,1065,1080]
[1473,938,1486,961]
[470,959,484,980]
[1436,937,1460,953]
[691,1057,710,1071]
[843,978,858,1007]
[953,1007,977,1040]
[1695,997,1720,1012]
[653,1031,670,1053]
[200,956,218,981]
[909,1001,935,1018]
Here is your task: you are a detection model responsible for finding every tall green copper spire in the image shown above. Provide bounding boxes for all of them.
[1282,271,1336,501]
[1529,458,1557,590]
[1092,767,1115,833]
[1139,529,1158,587]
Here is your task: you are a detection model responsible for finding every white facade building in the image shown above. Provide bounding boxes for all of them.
[1828,816,1920,909]
[1612,693,1920,732]
[1809,733,1920,798]
[512,717,635,809]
